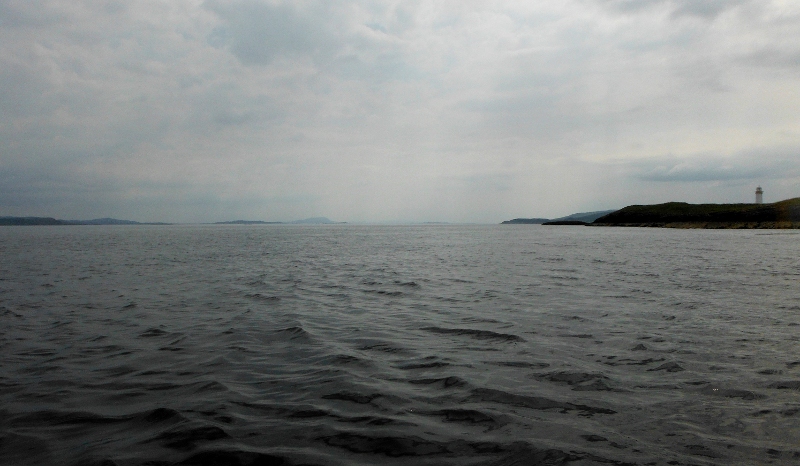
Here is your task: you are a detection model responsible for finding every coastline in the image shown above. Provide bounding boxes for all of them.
[591,221,800,229]
[588,197,800,229]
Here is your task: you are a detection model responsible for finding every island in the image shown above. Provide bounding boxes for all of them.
[592,198,800,229]
[0,216,63,225]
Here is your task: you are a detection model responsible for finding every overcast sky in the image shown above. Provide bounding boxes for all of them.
[2,0,799,223]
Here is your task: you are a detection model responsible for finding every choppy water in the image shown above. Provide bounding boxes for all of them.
[1,225,799,466]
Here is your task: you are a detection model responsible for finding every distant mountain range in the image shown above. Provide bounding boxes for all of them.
[0,217,169,226]
[0,216,343,226]
[501,210,616,225]
[63,218,145,225]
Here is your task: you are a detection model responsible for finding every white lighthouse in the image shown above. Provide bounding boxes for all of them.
[755,186,763,204]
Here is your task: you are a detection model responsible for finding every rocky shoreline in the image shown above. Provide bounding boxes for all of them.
[590,197,800,229]
[591,221,800,229]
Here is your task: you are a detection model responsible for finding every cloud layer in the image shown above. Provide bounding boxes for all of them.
[2,0,799,222]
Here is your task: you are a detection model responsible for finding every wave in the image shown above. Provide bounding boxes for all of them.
[422,327,524,343]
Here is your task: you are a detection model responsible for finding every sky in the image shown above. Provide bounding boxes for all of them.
[2,0,799,223]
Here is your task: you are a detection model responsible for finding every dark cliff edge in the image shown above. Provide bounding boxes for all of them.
[542,220,588,226]
[501,218,549,224]
[592,198,800,229]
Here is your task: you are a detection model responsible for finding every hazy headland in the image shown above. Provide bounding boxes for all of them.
[501,210,616,225]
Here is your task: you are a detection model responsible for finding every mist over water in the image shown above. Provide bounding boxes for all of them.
[1,225,799,466]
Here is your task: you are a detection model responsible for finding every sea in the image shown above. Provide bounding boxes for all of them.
[1,224,798,466]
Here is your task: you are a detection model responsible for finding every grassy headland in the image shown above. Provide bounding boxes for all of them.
[592,198,800,229]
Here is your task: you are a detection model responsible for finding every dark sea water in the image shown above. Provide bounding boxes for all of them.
[1,225,799,466]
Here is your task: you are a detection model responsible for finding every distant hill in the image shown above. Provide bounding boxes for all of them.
[501,210,616,225]
[593,198,800,228]
[62,218,141,225]
[501,218,549,224]
[551,210,617,223]
[0,216,167,226]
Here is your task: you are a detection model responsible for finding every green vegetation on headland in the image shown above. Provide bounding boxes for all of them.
[592,198,800,229]
[502,199,800,229]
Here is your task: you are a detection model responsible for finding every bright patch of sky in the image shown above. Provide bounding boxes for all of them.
[2,0,799,222]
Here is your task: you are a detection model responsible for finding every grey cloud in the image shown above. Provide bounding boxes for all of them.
[198,85,284,128]
[598,0,669,14]
[332,50,419,83]
[204,1,421,83]
[671,0,748,18]
[0,158,300,223]
[600,0,749,18]
[0,1,65,28]
[739,48,800,69]
[0,162,122,217]
[459,94,586,142]
[2,1,799,222]
[205,1,334,65]
[457,173,513,193]
[630,150,800,182]
[0,65,49,118]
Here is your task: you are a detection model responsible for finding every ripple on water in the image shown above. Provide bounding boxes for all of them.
[1,225,798,465]
[421,327,525,343]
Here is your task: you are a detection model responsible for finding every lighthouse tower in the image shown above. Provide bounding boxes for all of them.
[755,186,763,204]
